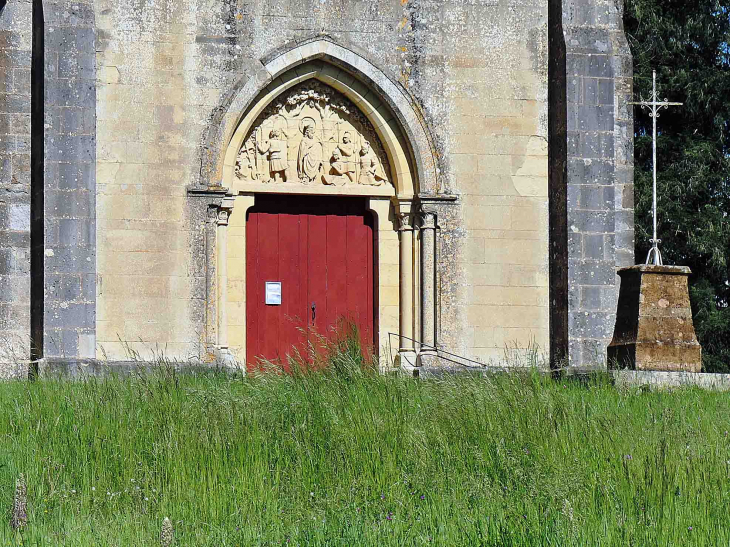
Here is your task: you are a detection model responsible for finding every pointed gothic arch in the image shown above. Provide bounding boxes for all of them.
[202,38,446,370]
[201,36,441,196]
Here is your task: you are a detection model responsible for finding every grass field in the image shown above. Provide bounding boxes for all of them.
[1,344,730,545]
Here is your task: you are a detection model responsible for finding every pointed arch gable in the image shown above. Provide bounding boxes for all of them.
[200,37,441,196]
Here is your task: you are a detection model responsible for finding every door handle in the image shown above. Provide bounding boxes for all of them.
[311,302,316,322]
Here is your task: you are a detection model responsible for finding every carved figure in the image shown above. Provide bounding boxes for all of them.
[338,132,356,183]
[235,136,257,180]
[243,82,393,188]
[322,148,348,186]
[297,121,322,184]
[257,129,288,183]
[358,141,387,186]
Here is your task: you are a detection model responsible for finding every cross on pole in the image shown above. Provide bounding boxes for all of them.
[629,70,682,266]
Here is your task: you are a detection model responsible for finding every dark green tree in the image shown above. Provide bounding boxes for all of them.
[625,0,730,372]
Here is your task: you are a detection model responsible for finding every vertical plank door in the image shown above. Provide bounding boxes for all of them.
[246,196,374,371]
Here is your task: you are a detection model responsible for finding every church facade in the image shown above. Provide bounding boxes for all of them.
[0,0,633,377]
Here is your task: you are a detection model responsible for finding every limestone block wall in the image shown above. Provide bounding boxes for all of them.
[0,0,32,378]
[94,0,203,360]
[86,0,552,365]
[441,0,550,363]
[0,0,623,369]
[564,0,634,368]
[42,0,97,363]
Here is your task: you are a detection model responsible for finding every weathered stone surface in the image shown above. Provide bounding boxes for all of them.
[0,0,634,374]
[0,0,32,379]
[608,265,701,373]
[40,0,97,364]
[561,0,634,369]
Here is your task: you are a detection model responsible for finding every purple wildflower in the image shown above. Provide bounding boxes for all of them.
[624,454,633,460]
[420,495,425,500]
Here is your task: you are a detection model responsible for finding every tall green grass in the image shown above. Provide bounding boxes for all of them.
[1,346,730,545]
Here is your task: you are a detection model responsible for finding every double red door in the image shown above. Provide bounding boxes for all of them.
[246,195,375,369]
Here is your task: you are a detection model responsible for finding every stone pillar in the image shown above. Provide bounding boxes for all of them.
[608,265,701,372]
[558,0,634,369]
[216,198,234,353]
[397,207,417,371]
[418,209,438,367]
[229,194,255,362]
[42,0,98,364]
[0,0,33,378]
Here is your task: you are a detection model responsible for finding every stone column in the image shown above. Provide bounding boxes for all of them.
[205,205,219,349]
[216,198,235,353]
[559,0,634,369]
[419,210,438,364]
[398,209,417,371]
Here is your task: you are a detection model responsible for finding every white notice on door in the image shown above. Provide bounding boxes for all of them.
[265,282,282,305]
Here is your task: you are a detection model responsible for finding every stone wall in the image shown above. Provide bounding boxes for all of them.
[563,0,634,368]
[449,1,550,363]
[0,0,31,378]
[0,0,633,370]
[42,0,97,364]
[88,0,553,365]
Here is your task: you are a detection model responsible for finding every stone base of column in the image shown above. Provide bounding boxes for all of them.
[417,352,445,378]
[416,350,440,370]
[214,346,241,370]
[608,265,702,373]
[396,350,418,376]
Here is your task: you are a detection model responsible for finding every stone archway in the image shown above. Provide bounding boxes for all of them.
[200,37,441,195]
[205,42,449,372]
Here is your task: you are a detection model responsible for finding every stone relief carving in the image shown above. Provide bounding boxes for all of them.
[257,128,289,183]
[297,118,322,183]
[235,81,392,187]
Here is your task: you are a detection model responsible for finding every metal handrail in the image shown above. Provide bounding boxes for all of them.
[387,333,488,370]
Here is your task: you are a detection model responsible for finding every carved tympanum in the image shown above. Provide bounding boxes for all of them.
[236,81,392,187]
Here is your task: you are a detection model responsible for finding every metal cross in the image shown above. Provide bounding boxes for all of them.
[629,70,682,266]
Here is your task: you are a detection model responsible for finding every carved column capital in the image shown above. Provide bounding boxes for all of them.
[420,209,437,230]
[217,209,229,226]
[217,197,235,226]
[398,212,414,231]
[207,205,219,222]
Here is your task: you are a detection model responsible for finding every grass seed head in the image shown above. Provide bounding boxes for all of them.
[11,473,28,530]
[160,516,174,546]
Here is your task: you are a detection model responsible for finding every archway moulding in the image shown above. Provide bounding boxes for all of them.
[202,37,443,199]
[201,37,453,372]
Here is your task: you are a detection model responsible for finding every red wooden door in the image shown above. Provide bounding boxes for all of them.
[246,196,375,370]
